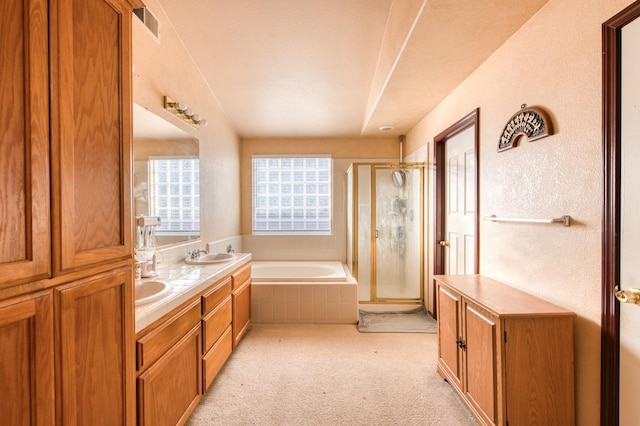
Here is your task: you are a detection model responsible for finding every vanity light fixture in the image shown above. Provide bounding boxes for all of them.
[164,96,208,128]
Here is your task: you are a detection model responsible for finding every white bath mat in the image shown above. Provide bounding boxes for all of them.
[357,306,437,333]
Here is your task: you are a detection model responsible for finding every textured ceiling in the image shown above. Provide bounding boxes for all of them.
[155,0,548,138]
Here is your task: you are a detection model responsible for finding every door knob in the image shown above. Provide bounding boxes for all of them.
[439,240,449,247]
[615,286,640,305]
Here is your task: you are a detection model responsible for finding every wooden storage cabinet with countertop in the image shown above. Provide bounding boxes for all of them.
[135,263,251,425]
[0,0,140,423]
[434,274,576,426]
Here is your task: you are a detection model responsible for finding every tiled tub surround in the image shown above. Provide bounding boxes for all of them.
[251,261,358,324]
[135,253,251,333]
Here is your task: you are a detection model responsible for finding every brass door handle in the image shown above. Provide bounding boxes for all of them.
[439,240,449,247]
[615,286,640,305]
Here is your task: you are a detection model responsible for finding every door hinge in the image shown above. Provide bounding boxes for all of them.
[504,331,507,343]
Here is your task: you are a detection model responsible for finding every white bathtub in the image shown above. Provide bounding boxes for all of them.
[250,261,358,324]
[251,261,348,282]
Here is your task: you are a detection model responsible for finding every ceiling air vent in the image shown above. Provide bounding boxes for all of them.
[134,7,159,39]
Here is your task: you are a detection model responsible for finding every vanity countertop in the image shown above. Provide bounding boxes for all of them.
[134,253,251,333]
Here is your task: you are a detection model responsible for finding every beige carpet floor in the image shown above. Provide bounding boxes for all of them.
[187,324,478,426]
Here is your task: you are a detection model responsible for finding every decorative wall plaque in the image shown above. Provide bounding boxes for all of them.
[497,105,553,152]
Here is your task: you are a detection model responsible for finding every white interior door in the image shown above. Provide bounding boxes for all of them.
[444,126,476,274]
[619,16,640,425]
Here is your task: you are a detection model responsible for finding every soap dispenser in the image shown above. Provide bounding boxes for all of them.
[135,215,160,278]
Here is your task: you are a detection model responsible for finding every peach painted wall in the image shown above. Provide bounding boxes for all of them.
[132,0,241,252]
[241,138,398,260]
[403,0,636,423]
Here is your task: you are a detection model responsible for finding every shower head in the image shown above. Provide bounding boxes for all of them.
[392,170,406,187]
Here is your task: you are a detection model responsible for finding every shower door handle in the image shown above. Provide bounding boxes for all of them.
[439,240,449,247]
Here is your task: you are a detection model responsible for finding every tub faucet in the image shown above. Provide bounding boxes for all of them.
[226,244,234,254]
[190,249,208,259]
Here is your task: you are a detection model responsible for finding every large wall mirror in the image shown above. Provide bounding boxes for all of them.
[133,103,200,247]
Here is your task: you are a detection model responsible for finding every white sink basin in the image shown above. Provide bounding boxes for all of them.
[184,253,235,265]
[135,280,172,306]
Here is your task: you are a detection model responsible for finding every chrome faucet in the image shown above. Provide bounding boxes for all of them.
[226,244,234,254]
[189,249,208,259]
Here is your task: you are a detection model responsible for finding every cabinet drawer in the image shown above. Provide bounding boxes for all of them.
[201,277,232,315]
[203,326,233,390]
[202,296,232,353]
[231,264,251,289]
[137,300,201,371]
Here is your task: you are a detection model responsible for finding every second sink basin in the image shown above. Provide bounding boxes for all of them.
[135,280,172,306]
[184,253,235,265]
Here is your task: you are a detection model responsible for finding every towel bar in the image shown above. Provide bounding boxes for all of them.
[483,215,571,227]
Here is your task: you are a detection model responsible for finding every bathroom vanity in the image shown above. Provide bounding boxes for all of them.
[135,256,251,426]
[434,274,575,426]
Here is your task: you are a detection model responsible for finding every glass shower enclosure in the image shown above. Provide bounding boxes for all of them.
[347,163,424,304]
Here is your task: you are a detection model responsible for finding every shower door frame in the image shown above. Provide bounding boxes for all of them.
[349,162,425,304]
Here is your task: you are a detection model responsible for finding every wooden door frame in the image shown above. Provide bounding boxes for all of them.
[602,2,640,425]
[433,109,480,317]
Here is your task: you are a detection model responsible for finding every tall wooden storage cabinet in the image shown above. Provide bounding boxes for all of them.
[434,275,576,426]
[0,0,140,423]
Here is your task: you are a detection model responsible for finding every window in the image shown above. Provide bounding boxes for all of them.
[148,157,200,236]
[253,156,331,234]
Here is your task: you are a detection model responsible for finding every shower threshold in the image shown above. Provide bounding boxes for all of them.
[358,303,424,313]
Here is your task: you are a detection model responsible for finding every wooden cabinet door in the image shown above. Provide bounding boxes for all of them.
[137,324,203,426]
[0,291,54,426]
[232,279,251,347]
[50,0,134,274]
[55,267,135,425]
[0,0,51,287]
[436,284,463,391]
[463,301,498,425]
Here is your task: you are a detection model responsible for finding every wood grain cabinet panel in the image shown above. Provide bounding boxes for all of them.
[232,278,251,348]
[136,300,201,372]
[231,264,252,348]
[50,0,135,274]
[231,263,251,290]
[203,326,233,390]
[201,277,232,315]
[0,291,54,426]
[434,274,575,426]
[436,285,462,393]
[0,0,51,287]
[55,267,135,425]
[203,296,232,353]
[137,324,202,426]
[463,302,498,424]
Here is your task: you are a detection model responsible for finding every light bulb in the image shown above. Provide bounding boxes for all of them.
[176,101,188,112]
[198,119,208,127]
[191,114,201,122]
